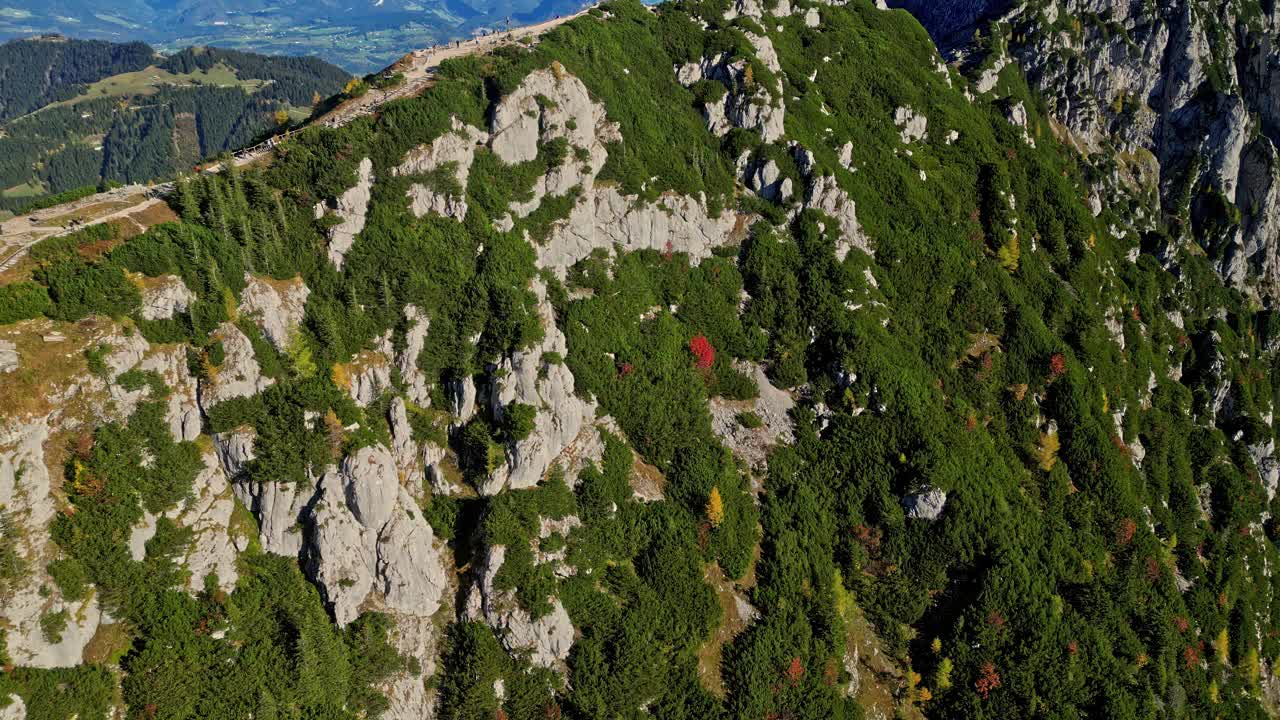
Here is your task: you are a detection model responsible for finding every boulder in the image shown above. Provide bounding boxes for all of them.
[0,339,17,373]
[894,106,928,143]
[903,486,947,521]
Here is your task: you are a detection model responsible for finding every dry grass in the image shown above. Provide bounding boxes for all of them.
[0,318,110,421]
[629,455,666,502]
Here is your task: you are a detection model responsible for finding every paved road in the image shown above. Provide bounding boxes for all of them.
[0,7,592,275]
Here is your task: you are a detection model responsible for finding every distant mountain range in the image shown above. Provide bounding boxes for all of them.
[0,0,589,72]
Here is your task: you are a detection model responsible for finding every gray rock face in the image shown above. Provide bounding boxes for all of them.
[903,486,947,521]
[214,426,256,478]
[0,417,104,668]
[398,305,432,406]
[539,187,747,277]
[806,175,869,260]
[234,475,313,557]
[237,274,310,352]
[678,51,786,143]
[140,346,201,442]
[199,322,272,411]
[304,444,448,627]
[0,694,26,720]
[709,361,795,475]
[746,159,792,202]
[1250,437,1280,501]
[911,0,1280,298]
[448,375,478,422]
[397,117,489,220]
[168,449,242,593]
[484,279,597,495]
[380,613,440,720]
[316,157,374,270]
[490,65,621,221]
[466,544,575,669]
[894,106,928,143]
[140,275,195,320]
[102,328,150,380]
[344,351,393,407]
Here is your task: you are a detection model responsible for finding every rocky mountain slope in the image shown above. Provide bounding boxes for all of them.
[895,0,1280,304]
[3,0,1280,719]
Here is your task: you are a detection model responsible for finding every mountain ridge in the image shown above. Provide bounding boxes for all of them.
[3,1,1280,719]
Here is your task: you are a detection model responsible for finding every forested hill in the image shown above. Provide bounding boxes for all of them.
[3,1,1280,720]
[159,47,352,107]
[0,37,155,122]
[0,38,350,214]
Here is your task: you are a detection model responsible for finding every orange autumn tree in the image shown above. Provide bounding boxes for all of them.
[707,487,725,528]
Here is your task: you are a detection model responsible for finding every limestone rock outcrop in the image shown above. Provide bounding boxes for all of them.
[677,47,786,143]
[0,416,106,668]
[233,474,313,557]
[340,350,393,407]
[896,0,1280,298]
[709,361,795,475]
[490,64,621,220]
[539,187,747,276]
[139,275,195,320]
[466,544,575,669]
[237,275,310,352]
[315,157,374,270]
[140,346,201,442]
[903,486,947,521]
[198,322,272,411]
[304,445,449,626]
[894,106,928,144]
[398,305,432,406]
[396,117,489,220]
[484,279,597,495]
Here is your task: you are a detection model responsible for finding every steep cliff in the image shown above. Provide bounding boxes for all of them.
[897,0,1280,303]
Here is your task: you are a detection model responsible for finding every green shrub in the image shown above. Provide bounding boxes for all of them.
[0,282,51,324]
